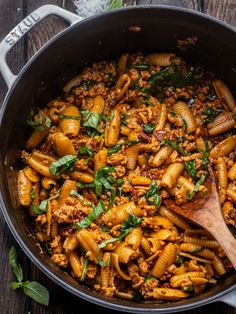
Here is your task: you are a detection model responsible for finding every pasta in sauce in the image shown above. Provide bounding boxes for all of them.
[17,52,236,301]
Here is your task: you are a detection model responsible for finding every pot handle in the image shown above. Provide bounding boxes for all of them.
[0,4,82,89]
[218,290,236,309]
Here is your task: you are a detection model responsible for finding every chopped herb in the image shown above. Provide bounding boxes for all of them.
[80,259,89,281]
[121,113,128,126]
[49,155,77,176]
[189,247,203,254]
[73,200,105,229]
[187,174,206,201]
[80,80,96,90]
[108,0,123,10]
[116,178,124,196]
[185,160,197,181]
[70,190,92,205]
[169,109,176,116]
[142,96,155,106]
[33,189,61,215]
[203,108,219,124]
[78,146,95,165]
[167,140,187,156]
[132,290,143,302]
[9,247,49,306]
[30,189,35,201]
[58,114,80,120]
[145,181,160,208]
[143,123,154,134]
[87,128,101,137]
[181,286,194,292]
[133,62,149,70]
[198,140,210,170]
[77,181,85,189]
[144,275,157,282]
[175,256,184,265]
[182,118,187,131]
[108,188,116,210]
[98,237,118,249]
[81,110,101,132]
[126,139,141,147]
[120,214,142,233]
[108,143,122,155]
[98,257,109,267]
[27,111,51,132]
[93,166,116,196]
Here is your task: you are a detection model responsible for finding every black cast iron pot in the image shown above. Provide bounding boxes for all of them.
[0,4,236,313]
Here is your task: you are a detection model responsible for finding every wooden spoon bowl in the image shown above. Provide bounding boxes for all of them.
[164,166,236,270]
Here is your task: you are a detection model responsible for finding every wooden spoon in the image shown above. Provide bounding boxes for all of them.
[164,166,236,270]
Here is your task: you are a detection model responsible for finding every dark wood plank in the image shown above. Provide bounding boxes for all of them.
[204,0,236,27]
[0,0,236,314]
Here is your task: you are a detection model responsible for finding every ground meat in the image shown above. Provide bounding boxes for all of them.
[107,153,127,166]
[51,253,68,268]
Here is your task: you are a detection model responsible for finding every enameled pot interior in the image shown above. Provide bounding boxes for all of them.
[1,6,236,312]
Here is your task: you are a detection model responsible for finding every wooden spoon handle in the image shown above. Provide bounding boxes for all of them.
[207,218,236,270]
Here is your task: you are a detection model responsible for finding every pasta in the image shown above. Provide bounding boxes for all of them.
[17,52,235,302]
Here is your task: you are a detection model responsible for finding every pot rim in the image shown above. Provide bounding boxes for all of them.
[0,4,236,313]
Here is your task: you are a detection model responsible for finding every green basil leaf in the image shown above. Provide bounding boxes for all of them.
[126,140,141,147]
[167,140,187,156]
[59,114,80,120]
[142,96,155,106]
[39,200,48,212]
[189,247,203,253]
[144,275,157,282]
[49,155,77,176]
[81,110,101,131]
[132,290,143,302]
[203,108,219,124]
[80,259,89,281]
[30,188,35,201]
[94,166,116,196]
[181,286,194,292]
[187,174,206,201]
[9,247,23,282]
[198,140,210,170]
[175,255,184,265]
[78,146,95,165]
[120,214,142,233]
[98,257,109,267]
[145,181,160,208]
[98,237,118,249]
[70,190,92,205]
[23,281,49,306]
[73,200,105,229]
[143,123,154,134]
[10,281,23,290]
[109,0,123,10]
[121,113,128,126]
[185,160,197,181]
[133,62,149,70]
[27,111,51,131]
[108,143,122,155]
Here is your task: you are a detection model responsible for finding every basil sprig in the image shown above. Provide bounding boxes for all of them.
[9,247,49,306]
[187,174,206,201]
[81,110,101,131]
[145,181,161,208]
[50,155,77,176]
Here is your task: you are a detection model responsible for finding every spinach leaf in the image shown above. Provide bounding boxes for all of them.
[49,155,77,176]
[145,181,161,208]
[27,111,51,132]
[167,140,187,156]
[78,146,95,165]
[108,143,122,155]
[73,200,105,229]
[185,160,197,181]
[187,174,206,201]
[120,214,142,233]
[143,123,154,134]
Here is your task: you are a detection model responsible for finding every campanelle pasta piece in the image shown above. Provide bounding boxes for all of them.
[210,136,236,158]
[50,132,76,156]
[162,162,185,188]
[59,105,80,136]
[152,243,177,278]
[26,129,49,150]
[173,101,196,133]
[213,79,236,113]
[105,110,121,147]
[159,206,190,230]
[147,53,176,66]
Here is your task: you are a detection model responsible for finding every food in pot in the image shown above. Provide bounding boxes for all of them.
[17,52,236,301]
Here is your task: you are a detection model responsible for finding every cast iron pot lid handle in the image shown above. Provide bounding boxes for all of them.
[0,4,83,89]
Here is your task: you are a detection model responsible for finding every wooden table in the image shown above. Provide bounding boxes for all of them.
[0,0,236,313]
